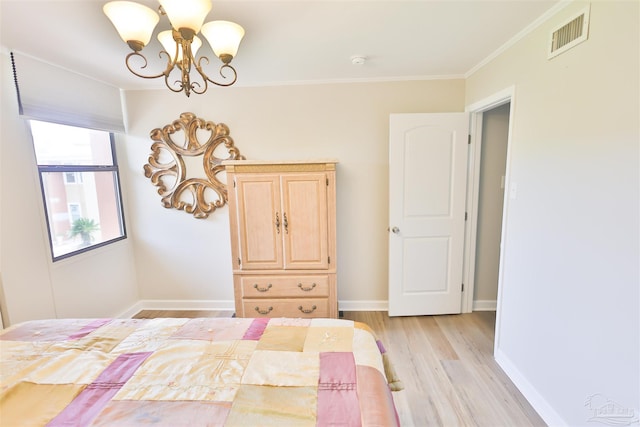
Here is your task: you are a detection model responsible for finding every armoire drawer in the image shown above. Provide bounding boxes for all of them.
[242,298,329,318]
[239,275,329,298]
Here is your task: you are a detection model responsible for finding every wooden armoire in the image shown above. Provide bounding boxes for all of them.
[224,160,338,318]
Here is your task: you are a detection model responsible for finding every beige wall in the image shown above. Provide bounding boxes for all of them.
[121,80,465,307]
[466,2,639,424]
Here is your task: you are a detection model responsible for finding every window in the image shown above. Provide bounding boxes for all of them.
[29,120,126,261]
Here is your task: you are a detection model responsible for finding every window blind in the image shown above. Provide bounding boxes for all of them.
[10,51,125,133]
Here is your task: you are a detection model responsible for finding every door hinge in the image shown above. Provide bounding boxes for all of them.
[328,256,331,264]
[465,212,468,221]
[326,178,329,186]
[238,257,241,266]
[468,135,471,144]
[233,179,236,188]
[461,283,465,292]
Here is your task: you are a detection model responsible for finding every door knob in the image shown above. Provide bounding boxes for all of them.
[391,226,400,234]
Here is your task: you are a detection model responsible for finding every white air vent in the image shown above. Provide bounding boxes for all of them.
[548,5,590,59]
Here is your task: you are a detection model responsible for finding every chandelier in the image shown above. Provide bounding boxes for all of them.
[103,0,245,97]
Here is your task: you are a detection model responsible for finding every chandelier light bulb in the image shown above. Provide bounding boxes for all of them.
[201,20,245,62]
[103,1,159,50]
[158,0,212,33]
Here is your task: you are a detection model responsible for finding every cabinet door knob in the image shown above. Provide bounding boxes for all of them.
[391,226,400,234]
[283,212,289,234]
[298,305,317,314]
[298,283,317,292]
[255,306,273,315]
[275,212,281,234]
[253,283,272,292]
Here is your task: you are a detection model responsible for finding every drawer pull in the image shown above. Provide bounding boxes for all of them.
[298,305,317,314]
[298,283,317,292]
[253,283,272,292]
[255,306,273,315]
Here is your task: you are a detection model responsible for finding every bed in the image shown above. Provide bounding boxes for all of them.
[0,317,402,426]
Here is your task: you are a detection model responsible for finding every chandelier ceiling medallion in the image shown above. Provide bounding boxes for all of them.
[103,0,245,96]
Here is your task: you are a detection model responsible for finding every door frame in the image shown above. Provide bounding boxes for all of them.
[461,85,516,350]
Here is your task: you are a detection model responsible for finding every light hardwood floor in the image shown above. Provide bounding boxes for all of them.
[133,310,545,427]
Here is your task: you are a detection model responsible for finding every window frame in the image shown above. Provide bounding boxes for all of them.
[32,127,128,262]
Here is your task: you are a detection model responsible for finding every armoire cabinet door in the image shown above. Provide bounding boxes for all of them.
[235,175,283,270]
[233,173,329,271]
[281,173,329,269]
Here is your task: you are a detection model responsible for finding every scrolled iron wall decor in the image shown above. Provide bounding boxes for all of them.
[143,112,245,219]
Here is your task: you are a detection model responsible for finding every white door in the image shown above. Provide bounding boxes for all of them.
[388,113,469,316]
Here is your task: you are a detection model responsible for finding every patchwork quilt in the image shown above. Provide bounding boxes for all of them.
[0,317,402,426]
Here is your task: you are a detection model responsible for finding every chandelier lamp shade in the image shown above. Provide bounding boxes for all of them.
[103,0,245,96]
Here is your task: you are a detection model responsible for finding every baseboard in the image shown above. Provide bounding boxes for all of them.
[117,299,236,318]
[495,348,566,426]
[120,299,497,317]
[120,299,498,316]
[473,299,497,311]
[118,299,389,318]
[117,301,145,319]
[338,300,389,311]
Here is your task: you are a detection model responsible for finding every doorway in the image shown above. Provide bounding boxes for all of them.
[464,88,515,355]
[471,103,510,310]
[387,89,514,317]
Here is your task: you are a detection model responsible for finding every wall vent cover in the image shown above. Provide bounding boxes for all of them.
[548,5,590,59]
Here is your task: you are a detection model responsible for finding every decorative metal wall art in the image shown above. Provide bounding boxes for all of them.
[143,112,245,218]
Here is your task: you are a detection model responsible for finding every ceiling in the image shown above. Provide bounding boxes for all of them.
[0,0,559,90]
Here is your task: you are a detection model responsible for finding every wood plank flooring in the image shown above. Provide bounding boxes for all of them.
[133,310,545,427]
